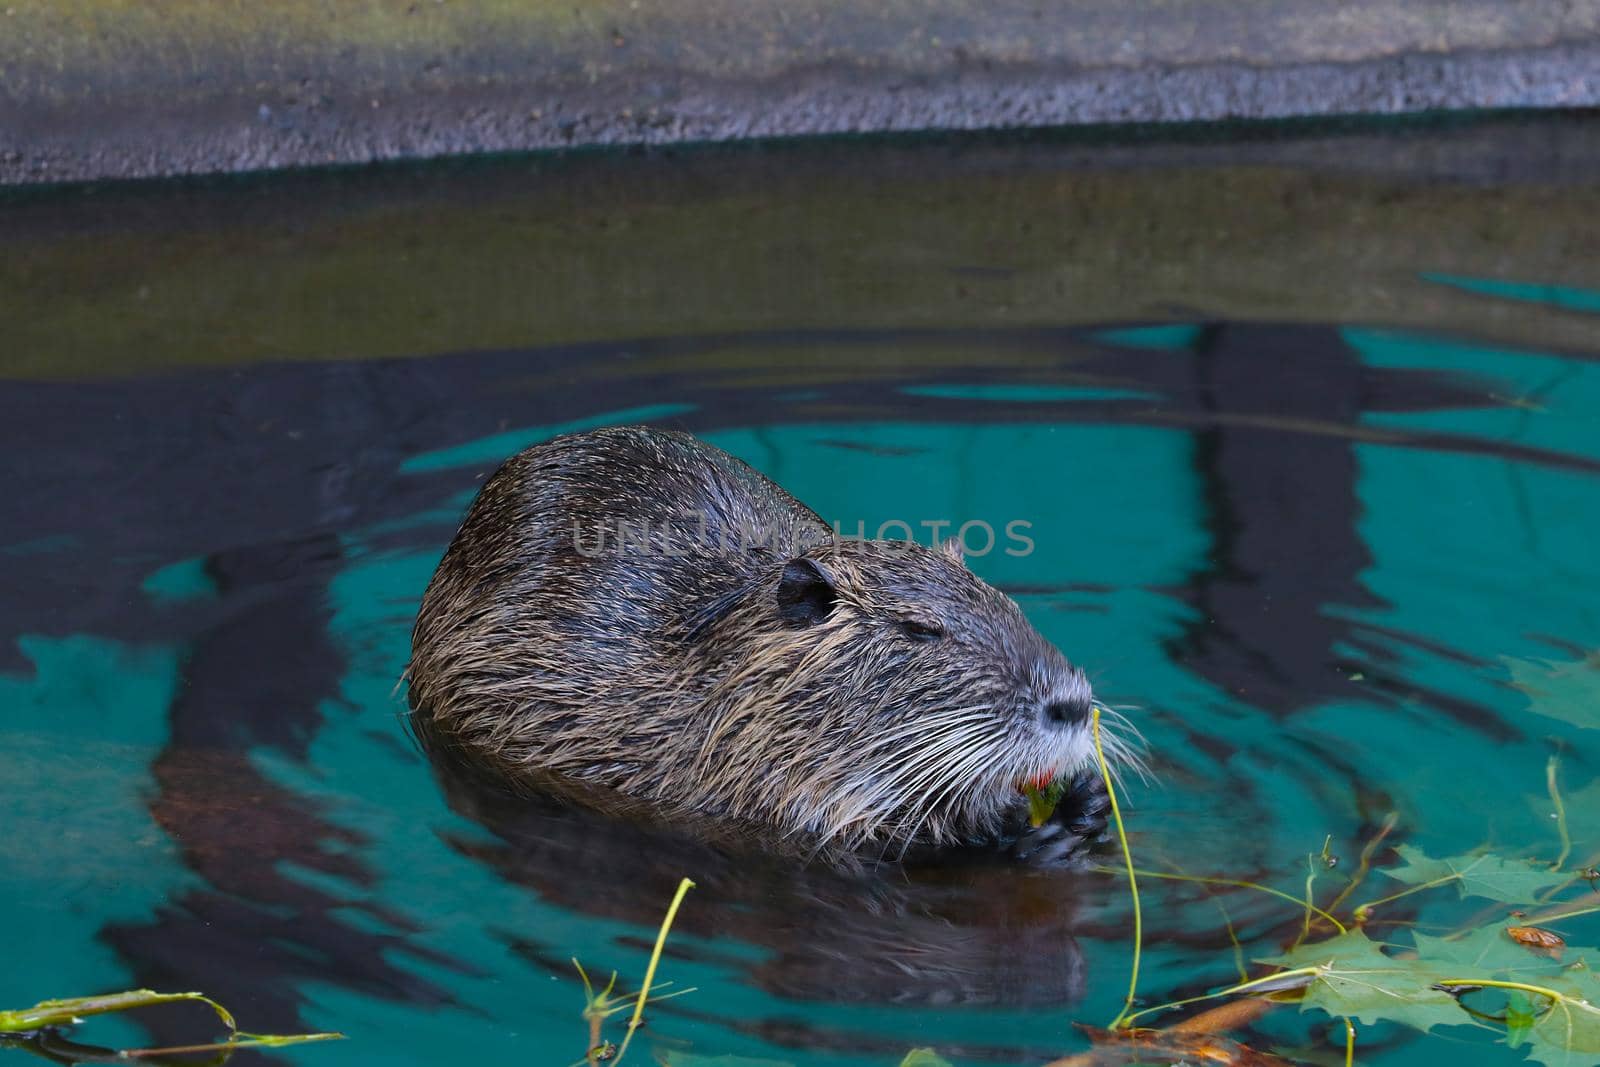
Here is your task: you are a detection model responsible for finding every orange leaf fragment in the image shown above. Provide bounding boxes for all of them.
[1061,1024,1301,1066]
[1505,925,1565,959]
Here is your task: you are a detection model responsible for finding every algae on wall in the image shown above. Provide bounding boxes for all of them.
[4,116,1600,380]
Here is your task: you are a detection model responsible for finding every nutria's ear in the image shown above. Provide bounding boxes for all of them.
[776,557,837,626]
[941,537,966,565]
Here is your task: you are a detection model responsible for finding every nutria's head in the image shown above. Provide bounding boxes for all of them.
[678,536,1131,854]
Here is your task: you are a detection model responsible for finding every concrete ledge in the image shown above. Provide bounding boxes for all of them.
[3,0,1599,184]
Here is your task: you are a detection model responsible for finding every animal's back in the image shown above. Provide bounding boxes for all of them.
[409,426,828,781]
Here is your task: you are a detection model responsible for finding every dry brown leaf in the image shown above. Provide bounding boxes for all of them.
[1038,1024,1305,1067]
[1506,925,1566,959]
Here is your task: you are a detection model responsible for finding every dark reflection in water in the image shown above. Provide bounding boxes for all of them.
[414,731,1107,1063]
[1166,324,1522,735]
[428,743,1093,1002]
[3,310,1597,1061]
[8,323,1564,669]
[98,538,477,1051]
[1170,324,1383,715]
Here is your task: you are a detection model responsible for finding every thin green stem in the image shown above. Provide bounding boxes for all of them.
[1116,965,1324,1029]
[1548,756,1571,872]
[0,991,236,1034]
[615,877,695,1063]
[1211,899,1249,984]
[1302,851,1320,946]
[1323,812,1398,918]
[1354,874,1461,920]
[1341,1017,1356,1067]
[1094,866,1347,934]
[121,1033,343,1058]
[1114,989,1229,1029]
[1535,902,1600,923]
[1097,708,1143,1031]
[1436,974,1597,1044]
[1438,978,1565,1000]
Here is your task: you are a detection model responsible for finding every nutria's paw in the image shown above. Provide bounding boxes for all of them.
[1002,770,1112,866]
[913,769,1111,868]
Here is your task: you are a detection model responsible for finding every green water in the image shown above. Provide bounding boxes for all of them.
[4,116,1600,1066]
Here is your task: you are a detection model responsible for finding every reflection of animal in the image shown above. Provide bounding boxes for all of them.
[409,426,1131,857]
[427,742,1097,1022]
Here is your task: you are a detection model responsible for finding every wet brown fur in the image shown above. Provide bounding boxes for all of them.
[409,426,1117,856]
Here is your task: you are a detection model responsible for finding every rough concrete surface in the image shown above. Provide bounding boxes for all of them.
[2,0,1598,184]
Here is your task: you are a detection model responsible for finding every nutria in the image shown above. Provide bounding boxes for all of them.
[408,426,1131,859]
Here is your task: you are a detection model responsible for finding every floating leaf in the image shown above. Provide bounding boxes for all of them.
[897,1051,955,1067]
[1412,926,1570,979]
[1520,964,1600,1067]
[1261,929,1467,1033]
[1382,846,1573,904]
[1410,926,1600,1061]
[1508,927,1567,960]
[1504,653,1600,731]
[1507,990,1537,1049]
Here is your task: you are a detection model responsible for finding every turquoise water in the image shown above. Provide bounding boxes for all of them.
[5,124,1600,1067]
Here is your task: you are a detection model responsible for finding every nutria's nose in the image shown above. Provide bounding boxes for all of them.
[1043,696,1092,727]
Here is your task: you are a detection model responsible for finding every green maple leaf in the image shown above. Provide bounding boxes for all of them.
[1411,926,1600,1060]
[1520,963,1600,1067]
[1503,653,1600,731]
[1411,926,1571,980]
[1261,929,1468,1033]
[1381,845,1572,905]
[1507,990,1538,1049]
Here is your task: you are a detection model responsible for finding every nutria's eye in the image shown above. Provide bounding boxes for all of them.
[899,619,946,642]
